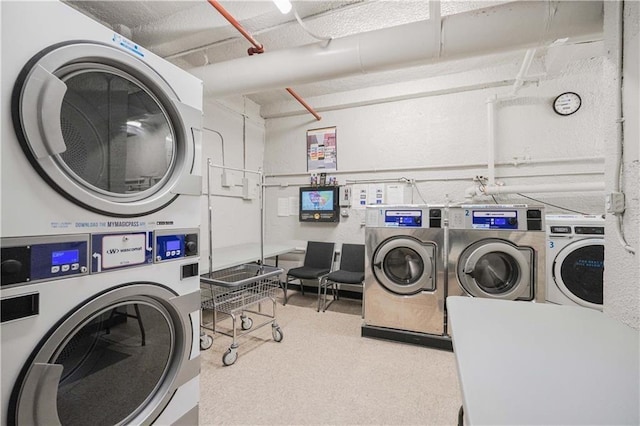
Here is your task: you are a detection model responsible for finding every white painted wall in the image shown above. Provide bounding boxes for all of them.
[603,1,639,330]
[263,56,605,244]
[200,3,639,329]
[198,97,265,273]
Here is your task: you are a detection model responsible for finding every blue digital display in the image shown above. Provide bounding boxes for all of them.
[166,240,181,251]
[384,210,422,227]
[472,211,518,229]
[51,250,79,266]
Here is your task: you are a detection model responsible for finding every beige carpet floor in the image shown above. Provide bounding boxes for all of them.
[199,291,462,425]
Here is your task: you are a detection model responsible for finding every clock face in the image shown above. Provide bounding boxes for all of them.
[553,92,581,116]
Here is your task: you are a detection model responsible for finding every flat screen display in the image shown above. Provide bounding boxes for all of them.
[301,189,334,211]
[299,186,339,222]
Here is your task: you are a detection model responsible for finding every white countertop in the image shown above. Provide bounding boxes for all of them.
[207,242,301,272]
[447,296,640,425]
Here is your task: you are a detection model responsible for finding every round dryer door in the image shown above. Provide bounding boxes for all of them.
[553,238,604,309]
[457,239,533,300]
[10,284,194,426]
[12,41,201,217]
[372,237,435,295]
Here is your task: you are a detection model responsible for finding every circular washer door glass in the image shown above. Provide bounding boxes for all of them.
[467,251,521,294]
[60,69,175,195]
[53,301,173,425]
[383,246,425,286]
[558,244,604,305]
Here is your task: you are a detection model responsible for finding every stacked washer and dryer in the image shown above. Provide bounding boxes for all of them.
[1,2,203,425]
[363,204,547,348]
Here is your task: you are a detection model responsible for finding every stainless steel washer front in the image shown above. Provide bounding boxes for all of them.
[364,205,447,336]
[372,236,435,295]
[456,238,533,300]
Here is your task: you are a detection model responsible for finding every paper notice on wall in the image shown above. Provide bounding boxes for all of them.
[352,184,385,209]
[368,184,385,205]
[353,184,369,209]
[386,184,408,205]
[289,197,298,215]
[277,198,289,216]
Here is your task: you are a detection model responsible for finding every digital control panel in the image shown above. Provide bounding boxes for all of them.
[154,229,199,262]
[384,210,423,227]
[1,235,90,288]
[471,210,518,230]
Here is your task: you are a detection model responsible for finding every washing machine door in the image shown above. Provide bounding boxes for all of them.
[553,238,604,309]
[9,284,197,426]
[457,239,533,300]
[12,41,202,217]
[372,237,435,295]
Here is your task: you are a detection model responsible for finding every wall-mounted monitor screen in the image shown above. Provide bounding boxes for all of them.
[299,186,340,222]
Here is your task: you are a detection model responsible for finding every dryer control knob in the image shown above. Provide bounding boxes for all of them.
[508,217,517,226]
[1,259,22,275]
[185,241,197,253]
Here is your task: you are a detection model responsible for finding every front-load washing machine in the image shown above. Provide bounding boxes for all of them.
[362,205,450,349]
[447,205,546,304]
[2,0,203,238]
[1,230,201,425]
[546,214,604,310]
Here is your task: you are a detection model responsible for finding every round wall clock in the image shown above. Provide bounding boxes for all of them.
[553,92,582,116]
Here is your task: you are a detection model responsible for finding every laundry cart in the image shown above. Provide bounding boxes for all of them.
[200,264,284,365]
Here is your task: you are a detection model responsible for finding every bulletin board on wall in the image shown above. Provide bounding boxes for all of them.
[307,126,337,172]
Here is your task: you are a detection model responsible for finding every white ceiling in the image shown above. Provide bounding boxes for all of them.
[63,1,602,114]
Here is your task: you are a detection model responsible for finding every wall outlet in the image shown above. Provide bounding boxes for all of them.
[605,192,625,214]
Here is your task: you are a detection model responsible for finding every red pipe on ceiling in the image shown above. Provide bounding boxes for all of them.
[206,0,321,121]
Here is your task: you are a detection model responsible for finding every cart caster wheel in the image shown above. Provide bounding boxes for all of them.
[200,334,213,351]
[222,348,238,366]
[272,326,283,342]
[241,317,253,330]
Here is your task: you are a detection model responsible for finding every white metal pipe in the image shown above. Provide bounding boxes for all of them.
[511,48,537,95]
[190,1,603,97]
[465,181,605,199]
[612,0,635,254]
[263,155,604,179]
[486,95,498,186]
[485,47,537,187]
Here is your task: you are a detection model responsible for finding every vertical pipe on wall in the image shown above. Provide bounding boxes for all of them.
[484,48,537,190]
[612,0,635,254]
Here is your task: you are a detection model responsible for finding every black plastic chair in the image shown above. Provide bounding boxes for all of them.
[319,243,365,313]
[284,241,335,307]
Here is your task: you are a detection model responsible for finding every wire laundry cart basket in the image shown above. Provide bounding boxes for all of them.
[200,264,284,366]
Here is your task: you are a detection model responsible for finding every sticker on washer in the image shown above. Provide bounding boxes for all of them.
[91,232,153,273]
[112,33,144,57]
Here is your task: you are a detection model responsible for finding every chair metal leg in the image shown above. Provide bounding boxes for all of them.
[317,277,323,312]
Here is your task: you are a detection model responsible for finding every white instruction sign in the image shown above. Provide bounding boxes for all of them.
[102,233,146,269]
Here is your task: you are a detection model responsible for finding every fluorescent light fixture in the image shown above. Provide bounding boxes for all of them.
[273,0,291,14]
[127,120,142,128]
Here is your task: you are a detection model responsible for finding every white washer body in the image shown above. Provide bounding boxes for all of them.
[1,231,201,425]
[1,0,203,237]
[545,215,605,310]
[2,2,202,424]
[447,205,546,305]
[364,205,447,335]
